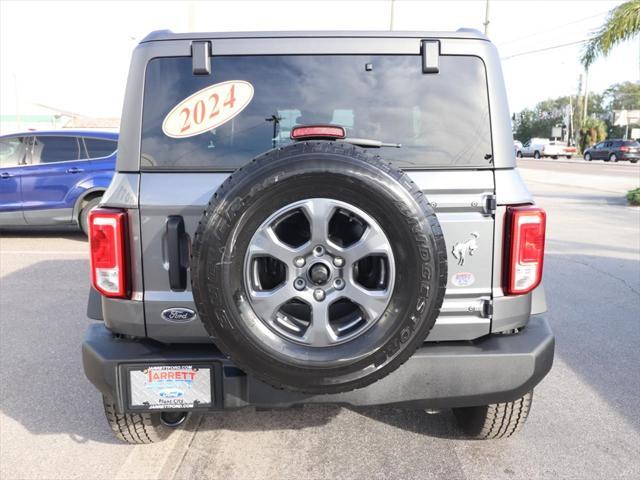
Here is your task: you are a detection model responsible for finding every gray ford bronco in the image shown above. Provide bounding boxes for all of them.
[82,30,554,444]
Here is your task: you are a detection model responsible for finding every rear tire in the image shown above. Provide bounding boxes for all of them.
[79,197,102,235]
[452,391,533,439]
[516,151,522,158]
[631,160,638,164]
[102,397,186,444]
[533,151,541,159]
[565,155,572,159]
[609,153,618,162]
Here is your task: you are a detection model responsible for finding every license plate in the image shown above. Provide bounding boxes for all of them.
[129,365,212,410]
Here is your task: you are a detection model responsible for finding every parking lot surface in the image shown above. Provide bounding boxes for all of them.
[1,160,639,479]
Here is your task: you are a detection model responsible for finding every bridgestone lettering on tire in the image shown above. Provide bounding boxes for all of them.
[191,141,448,394]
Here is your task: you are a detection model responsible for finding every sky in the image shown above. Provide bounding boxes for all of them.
[1,0,638,118]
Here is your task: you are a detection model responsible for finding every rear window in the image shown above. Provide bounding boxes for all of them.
[141,55,492,170]
[83,138,117,159]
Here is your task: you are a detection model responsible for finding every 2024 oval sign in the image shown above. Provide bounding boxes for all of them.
[162,80,254,138]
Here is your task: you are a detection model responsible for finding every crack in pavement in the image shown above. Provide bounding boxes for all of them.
[551,255,640,297]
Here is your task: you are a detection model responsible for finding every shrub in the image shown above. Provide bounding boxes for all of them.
[626,188,640,206]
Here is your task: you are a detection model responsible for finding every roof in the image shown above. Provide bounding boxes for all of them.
[63,117,120,129]
[1,129,118,139]
[141,28,488,43]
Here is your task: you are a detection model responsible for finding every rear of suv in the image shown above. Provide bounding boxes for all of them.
[82,30,554,444]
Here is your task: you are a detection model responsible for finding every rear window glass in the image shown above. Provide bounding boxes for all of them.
[141,55,492,170]
[84,138,117,158]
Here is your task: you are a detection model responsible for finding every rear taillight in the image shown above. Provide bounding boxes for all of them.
[505,206,546,295]
[620,146,630,152]
[89,208,128,298]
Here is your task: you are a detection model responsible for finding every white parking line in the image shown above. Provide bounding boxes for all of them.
[0,250,87,255]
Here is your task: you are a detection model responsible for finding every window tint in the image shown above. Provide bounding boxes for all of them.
[32,136,80,163]
[141,55,492,170]
[84,137,117,159]
[0,137,30,168]
[623,141,639,146]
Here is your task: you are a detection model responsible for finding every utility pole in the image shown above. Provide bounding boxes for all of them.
[582,68,589,123]
[568,96,573,145]
[483,0,490,36]
[13,72,20,131]
[389,0,395,31]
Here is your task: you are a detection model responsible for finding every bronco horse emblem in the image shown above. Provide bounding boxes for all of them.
[451,232,479,266]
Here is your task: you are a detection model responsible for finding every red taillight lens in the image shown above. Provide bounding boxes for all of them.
[620,146,630,152]
[89,208,128,298]
[291,125,346,140]
[505,206,546,295]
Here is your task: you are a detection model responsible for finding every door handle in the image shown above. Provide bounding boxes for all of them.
[66,167,83,173]
[0,172,12,179]
[167,216,188,291]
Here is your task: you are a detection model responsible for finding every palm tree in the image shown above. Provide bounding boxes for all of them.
[581,0,640,68]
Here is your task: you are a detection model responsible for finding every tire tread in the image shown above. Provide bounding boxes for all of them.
[102,397,170,444]
[453,391,533,439]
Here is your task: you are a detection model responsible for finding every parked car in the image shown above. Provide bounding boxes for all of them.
[583,139,639,163]
[516,138,575,159]
[0,130,118,233]
[83,29,553,444]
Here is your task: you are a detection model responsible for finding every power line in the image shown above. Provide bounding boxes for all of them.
[501,39,587,60]
[498,10,609,47]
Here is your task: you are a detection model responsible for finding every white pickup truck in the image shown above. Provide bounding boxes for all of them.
[516,138,576,159]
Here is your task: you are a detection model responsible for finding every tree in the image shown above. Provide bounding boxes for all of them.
[602,81,640,138]
[603,81,640,110]
[581,0,640,68]
[578,117,607,152]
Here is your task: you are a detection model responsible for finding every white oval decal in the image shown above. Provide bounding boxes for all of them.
[451,272,475,287]
[162,80,254,138]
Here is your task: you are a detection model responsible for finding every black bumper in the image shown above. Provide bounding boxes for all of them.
[82,317,554,413]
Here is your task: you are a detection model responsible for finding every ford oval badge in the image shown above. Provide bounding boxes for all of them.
[161,308,196,323]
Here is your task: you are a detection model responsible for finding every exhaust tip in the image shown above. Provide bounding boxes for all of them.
[160,411,188,427]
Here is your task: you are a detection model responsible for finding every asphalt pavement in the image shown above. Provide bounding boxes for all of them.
[1,159,639,480]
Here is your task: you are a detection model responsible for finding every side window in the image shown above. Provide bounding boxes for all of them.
[595,142,604,149]
[0,137,30,168]
[32,136,80,164]
[83,138,118,159]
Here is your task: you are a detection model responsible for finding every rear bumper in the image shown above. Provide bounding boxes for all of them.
[82,316,554,413]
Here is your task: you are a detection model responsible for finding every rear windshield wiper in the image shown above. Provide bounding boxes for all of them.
[339,137,402,148]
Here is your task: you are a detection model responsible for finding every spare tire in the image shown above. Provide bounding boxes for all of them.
[191,141,447,393]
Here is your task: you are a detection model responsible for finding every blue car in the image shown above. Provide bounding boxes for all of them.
[0,130,117,234]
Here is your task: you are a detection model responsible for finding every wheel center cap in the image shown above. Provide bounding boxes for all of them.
[309,263,330,285]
